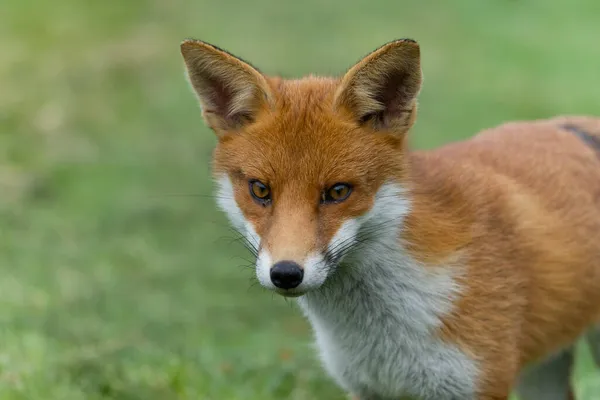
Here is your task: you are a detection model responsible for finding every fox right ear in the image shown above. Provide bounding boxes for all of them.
[180,40,273,133]
[334,39,422,135]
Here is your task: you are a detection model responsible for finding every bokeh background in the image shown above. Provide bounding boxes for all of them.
[1,0,599,399]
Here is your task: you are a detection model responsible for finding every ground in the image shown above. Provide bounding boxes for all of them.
[0,0,599,398]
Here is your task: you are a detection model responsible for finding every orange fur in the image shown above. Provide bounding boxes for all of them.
[425,116,600,396]
[180,38,600,399]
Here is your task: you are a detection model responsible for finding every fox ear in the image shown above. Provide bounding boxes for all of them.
[334,39,422,134]
[180,40,273,133]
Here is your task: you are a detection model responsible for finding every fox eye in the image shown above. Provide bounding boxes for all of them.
[321,183,352,204]
[249,180,271,204]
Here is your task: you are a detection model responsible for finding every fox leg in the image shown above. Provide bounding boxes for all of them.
[515,346,575,400]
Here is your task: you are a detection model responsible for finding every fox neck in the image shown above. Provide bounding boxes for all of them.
[298,233,463,335]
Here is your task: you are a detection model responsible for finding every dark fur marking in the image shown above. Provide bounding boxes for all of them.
[561,124,600,156]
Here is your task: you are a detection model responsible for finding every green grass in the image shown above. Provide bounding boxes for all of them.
[1,0,599,398]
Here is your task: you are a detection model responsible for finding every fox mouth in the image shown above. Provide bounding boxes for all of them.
[276,289,306,298]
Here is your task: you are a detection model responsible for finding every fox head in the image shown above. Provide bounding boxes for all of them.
[180,39,422,297]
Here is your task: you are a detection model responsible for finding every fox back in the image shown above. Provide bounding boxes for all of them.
[180,39,600,400]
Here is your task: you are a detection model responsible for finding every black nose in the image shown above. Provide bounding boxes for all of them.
[270,261,304,289]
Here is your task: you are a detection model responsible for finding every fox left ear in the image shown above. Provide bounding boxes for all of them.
[334,39,422,134]
[180,39,273,134]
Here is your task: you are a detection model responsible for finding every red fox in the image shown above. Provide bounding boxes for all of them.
[180,38,600,399]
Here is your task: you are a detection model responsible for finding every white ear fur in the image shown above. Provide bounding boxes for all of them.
[334,39,422,134]
[180,40,272,132]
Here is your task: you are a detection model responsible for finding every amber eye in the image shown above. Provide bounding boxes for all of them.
[321,183,352,204]
[249,180,271,204]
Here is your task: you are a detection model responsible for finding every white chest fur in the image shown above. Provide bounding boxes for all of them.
[297,244,479,400]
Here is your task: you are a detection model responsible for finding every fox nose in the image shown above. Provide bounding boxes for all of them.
[270,261,304,289]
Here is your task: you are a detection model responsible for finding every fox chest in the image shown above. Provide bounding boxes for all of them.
[307,315,477,400]
[297,270,479,400]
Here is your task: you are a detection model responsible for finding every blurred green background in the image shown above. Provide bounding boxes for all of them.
[1,0,599,399]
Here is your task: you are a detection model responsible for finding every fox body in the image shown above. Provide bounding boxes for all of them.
[180,39,600,399]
